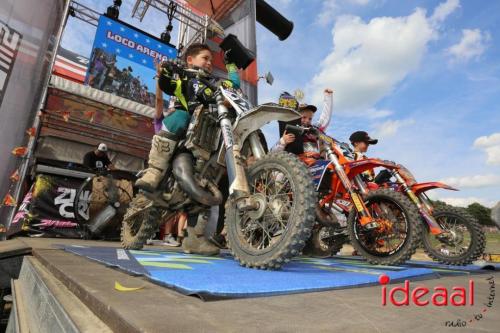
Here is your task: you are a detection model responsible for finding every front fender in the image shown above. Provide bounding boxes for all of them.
[411,182,458,195]
[233,103,300,145]
[217,104,300,165]
[345,158,399,178]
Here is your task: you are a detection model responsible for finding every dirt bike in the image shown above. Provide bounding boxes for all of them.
[315,138,486,266]
[372,165,486,265]
[286,125,422,265]
[74,169,135,239]
[121,68,316,270]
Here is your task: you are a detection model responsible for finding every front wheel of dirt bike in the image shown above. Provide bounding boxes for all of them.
[421,206,485,265]
[121,193,160,250]
[225,152,316,270]
[347,189,421,265]
[303,225,347,257]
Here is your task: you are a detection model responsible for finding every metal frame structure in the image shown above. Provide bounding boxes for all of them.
[130,0,230,52]
[67,0,224,53]
[68,1,100,27]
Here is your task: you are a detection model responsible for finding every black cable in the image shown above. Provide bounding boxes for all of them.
[209,0,216,15]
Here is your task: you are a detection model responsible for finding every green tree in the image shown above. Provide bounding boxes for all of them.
[467,202,495,226]
[431,200,448,208]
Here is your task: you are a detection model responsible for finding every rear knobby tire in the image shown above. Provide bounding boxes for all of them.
[422,205,485,265]
[225,152,316,270]
[303,225,346,257]
[121,193,160,250]
[347,189,421,265]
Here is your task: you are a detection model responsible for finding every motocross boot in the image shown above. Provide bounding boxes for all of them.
[182,212,220,256]
[135,133,177,192]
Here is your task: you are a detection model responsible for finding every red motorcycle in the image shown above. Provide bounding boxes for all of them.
[371,165,486,265]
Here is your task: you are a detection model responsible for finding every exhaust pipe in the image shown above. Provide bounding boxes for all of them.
[172,153,223,206]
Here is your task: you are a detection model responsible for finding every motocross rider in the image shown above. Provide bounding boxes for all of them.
[349,130,378,181]
[135,43,241,255]
[272,89,333,157]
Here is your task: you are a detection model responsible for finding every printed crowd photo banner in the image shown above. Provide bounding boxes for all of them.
[86,15,177,107]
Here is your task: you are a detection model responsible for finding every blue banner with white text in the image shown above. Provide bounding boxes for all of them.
[85,15,177,107]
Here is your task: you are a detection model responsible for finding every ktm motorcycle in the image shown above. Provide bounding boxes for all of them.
[287,125,422,265]
[373,166,486,265]
[309,138,486,266]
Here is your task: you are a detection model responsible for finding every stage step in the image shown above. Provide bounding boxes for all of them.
[7,256,111,333]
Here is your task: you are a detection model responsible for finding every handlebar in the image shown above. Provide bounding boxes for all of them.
[164,65,219,93]
[284,124,356,158]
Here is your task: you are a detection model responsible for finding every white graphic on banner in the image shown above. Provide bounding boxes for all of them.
[54,187,91,220]
[0,22,22,105]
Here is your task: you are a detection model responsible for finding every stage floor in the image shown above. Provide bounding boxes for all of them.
[4,237,500,332]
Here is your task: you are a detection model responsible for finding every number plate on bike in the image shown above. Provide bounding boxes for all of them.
[319,133,334,145]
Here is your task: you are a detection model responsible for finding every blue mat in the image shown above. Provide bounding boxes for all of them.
[406,259,500,273]
[63,246,437,299]
[331,256,499,276]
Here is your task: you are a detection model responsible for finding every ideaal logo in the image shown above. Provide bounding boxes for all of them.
[379,274,474,306]
[379,274,495,328]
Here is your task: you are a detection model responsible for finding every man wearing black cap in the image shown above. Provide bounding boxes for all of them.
[349,131,378,180]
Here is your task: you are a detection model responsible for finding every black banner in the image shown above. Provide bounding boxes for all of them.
[31,174,89,222]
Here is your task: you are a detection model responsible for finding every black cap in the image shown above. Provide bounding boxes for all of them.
[298,103,317,113]
[349,131,378,145]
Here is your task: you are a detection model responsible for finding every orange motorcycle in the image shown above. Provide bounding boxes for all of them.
[288,125,422,265]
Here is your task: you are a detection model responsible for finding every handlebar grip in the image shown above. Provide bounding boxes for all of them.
[284,124,306,136]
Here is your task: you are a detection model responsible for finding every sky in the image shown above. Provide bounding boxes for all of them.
[62,0,500,208]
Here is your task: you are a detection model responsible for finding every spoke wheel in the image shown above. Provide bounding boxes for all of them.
[422,206,485,265]
[348,189,421,265]
[74,175,133,224]
[303,225,347,257]
[121,193,160,250]
[225,152,316,270]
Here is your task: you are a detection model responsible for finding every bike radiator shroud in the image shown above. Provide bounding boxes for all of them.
[185,105,223,161]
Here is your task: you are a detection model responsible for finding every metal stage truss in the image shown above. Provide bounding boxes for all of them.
[68,1,100,27]
[67,0,229,51]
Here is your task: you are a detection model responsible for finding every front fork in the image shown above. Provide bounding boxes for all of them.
[325,147,376,229]
[216,95,257,210]
[391,171,444,235]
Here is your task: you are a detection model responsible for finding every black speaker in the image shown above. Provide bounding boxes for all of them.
[219,34,255,70]
[256,0,294,41]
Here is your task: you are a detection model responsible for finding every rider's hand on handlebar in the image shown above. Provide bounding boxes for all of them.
[159,58,185,77]
[280,131,296,145]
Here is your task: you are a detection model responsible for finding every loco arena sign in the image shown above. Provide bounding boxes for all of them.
[105,31,170,62]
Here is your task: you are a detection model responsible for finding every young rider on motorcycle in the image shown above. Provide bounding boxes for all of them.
[349,130,378,181]
[272,89,333,157]
[136,43,240,191]
[135,43,241,255]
